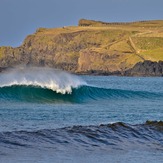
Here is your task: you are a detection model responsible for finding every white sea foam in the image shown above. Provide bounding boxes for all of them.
[0,67,87,94]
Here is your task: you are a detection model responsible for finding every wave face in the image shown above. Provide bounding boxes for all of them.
[0,67,162,103]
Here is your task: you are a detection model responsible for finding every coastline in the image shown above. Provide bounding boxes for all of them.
[0,19,163,76]
[1,60,163,77]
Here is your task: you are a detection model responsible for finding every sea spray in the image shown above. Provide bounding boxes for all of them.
[0,67,87,94]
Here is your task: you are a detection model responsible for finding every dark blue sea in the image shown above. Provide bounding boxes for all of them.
[0,67,163,163]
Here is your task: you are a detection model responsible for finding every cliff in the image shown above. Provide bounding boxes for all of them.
[1,19,163,76]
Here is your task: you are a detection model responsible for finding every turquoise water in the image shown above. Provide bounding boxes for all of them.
[0,67,163,162]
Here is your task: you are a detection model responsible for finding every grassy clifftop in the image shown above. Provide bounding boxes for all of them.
[1,19,163,75]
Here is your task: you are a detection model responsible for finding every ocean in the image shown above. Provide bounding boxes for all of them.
[0,67,163,163]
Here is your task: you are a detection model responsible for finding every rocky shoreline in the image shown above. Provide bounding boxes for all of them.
[1,60,163,77]
[124,60,163,76]
[76,60,163,77]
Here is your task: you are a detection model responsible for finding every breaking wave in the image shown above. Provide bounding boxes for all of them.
[0,67,162,103]
[0,67,86,94]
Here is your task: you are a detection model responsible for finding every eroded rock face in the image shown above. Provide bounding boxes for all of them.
[125,60,163,76]
[77,50,120,73]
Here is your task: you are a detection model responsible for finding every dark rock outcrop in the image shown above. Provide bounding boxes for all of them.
[125,60,163,76]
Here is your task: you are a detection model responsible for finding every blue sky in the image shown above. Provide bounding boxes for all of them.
[0,0,163,47]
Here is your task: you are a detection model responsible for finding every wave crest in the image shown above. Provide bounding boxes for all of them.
[0,67,86,94]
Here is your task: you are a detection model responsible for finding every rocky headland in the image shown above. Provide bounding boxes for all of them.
[1,19,163,76]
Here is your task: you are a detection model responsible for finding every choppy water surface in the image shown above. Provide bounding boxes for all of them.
[0,67,163,163]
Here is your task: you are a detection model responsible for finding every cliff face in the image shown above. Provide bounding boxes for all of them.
[1,19,163,76]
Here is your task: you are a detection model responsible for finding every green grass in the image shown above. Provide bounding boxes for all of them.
[79,19,163,28]
[0,47,6,59]
[140,48,163,61]
[132,37,163,50]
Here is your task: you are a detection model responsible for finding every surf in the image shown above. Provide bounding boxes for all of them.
[0,66,86,93]
[0,67,162,103]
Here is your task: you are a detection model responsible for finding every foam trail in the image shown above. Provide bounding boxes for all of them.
[0,67,87,94]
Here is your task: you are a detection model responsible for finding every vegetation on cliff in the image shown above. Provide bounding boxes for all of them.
[0,19,163,75]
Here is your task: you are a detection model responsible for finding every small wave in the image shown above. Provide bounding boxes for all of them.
[0,121,163,151]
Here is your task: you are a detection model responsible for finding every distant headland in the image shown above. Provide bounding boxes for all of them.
[1,19,163,76]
